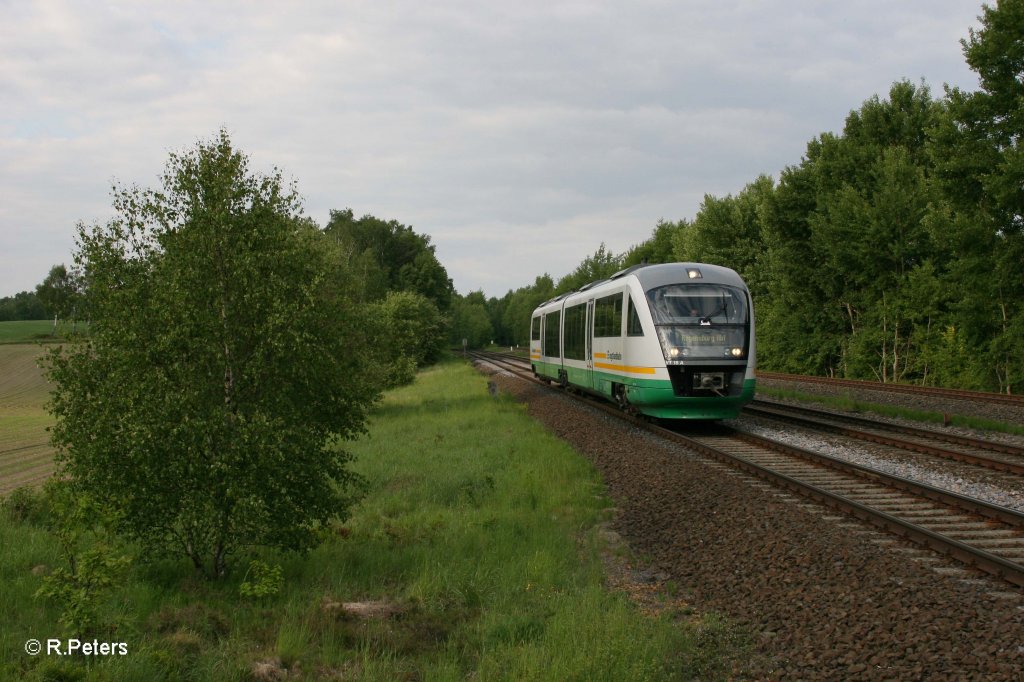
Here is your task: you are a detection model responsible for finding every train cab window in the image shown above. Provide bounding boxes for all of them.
[627,296,644,336]
[647,284,749,361]
[593,293,623,338]
[531,316,541,341]
[648,285,748,325]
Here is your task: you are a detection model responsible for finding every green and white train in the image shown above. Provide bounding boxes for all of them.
[530,262,756,419]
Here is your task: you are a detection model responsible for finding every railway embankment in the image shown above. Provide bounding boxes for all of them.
[480,360,1024,680]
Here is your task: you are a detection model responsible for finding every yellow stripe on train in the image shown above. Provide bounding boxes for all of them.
[593,361,656,375]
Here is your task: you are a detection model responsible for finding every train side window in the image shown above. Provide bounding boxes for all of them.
[594,293,623,338]
[627,296,644,337]
[563,303,586,360]
[543,311,561,357]
[531,316,541,341]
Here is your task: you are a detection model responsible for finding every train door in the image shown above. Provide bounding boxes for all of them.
[586,299,596,390]
[540,314,546,358]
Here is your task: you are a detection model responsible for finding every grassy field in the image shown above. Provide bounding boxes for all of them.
[0,344,55,494]
[1,359,737,680]
[0,320,58,344]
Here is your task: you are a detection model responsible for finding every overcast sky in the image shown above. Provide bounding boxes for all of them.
[1,1,984,299]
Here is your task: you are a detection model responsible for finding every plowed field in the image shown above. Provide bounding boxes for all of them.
[0,344,55,493]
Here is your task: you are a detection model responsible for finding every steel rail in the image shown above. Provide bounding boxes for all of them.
[656,427,1024,588]
[720,428,1024,528]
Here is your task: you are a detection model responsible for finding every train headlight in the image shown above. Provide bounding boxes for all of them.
[686,268,703,279]
[669,347,680,357]
[729,347,744,357]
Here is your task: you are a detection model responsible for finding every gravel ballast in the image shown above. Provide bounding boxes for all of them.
[480,364,1024,681]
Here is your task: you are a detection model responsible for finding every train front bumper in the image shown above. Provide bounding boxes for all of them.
[625,379,756,420]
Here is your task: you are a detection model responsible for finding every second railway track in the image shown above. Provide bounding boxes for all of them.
[745,399,1024,476]
[757,370,1024,407]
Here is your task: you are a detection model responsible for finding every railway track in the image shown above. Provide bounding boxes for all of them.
[745,400,1024,476]
[757,370,1024,406]
[471,350,1024,588]
[681,428,1024,588]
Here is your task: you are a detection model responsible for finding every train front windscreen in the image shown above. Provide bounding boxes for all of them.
[646,284,750,363]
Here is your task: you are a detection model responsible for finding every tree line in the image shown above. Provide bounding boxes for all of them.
[0,265,80,322]
[451,0,1023,395]
[0,291,46,321]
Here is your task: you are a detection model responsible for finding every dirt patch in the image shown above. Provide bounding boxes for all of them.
[318,596,456,658]
[322,598,404,620]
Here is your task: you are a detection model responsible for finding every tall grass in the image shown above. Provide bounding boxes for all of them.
[1,360,738,680]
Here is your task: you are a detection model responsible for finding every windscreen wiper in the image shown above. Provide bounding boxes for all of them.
[699,300,728,325]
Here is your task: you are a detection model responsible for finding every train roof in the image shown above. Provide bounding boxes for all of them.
[533,262,747,311]
[630,262,747,291]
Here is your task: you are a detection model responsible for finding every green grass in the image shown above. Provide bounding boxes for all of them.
[0,359,738,680]
[757,385,1024,436]
[0,320,89,345]
[482,343,529,357]
[0,321,57,344]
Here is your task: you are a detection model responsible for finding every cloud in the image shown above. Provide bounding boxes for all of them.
[0,0,982,298]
